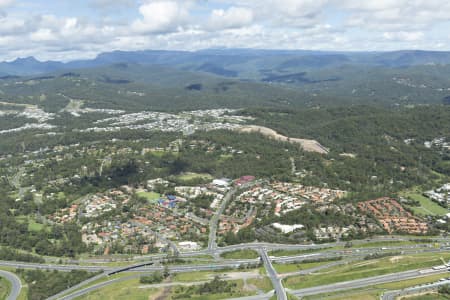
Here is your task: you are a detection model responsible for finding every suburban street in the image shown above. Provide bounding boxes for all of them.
[208,187,237,252]
[0,270,22,300]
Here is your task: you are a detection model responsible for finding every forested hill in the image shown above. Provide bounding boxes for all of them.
[1,62,450,112]
[2,48,450,108]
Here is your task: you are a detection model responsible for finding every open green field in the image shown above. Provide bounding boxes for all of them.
[136,191,161,203]
[247,276,273,292]
[284,252,450,290]
[176,172,213,181]
[268,247,334,257]
[15,215,48,232]
[0,276,11,300]
[402,191,449,216]
[274,260,338,274]
[172,271,216,282]
[221,249,259,259]
[75,277,160,300]
[352,240,426,248]
[303,273,450,300]
[148,150,168,157]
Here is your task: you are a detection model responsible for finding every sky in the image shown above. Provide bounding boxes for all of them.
[1,0,450,61]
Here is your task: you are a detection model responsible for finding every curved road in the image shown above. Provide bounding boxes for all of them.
[0,270,22,300]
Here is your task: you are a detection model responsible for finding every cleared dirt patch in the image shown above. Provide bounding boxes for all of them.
[237,125,329,154]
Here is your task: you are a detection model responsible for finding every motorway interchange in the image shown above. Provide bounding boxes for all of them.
[1,237,450,300]
[1,185,450,299]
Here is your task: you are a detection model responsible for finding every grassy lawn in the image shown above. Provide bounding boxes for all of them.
[402,191,449,216]
[74,277,160,300]
[284,252,450,290]
[302,273,450,300]
[247,276,273,292]
[0,276,11,300]
[172,271,215,282]
[268,247,334,257]
[221,249,259,259]
[177,172,213,181]
[15,215,48,232]
[149,150,167,157]
[274,260,337,274]
[136,191,161,203]
[351,240,423,248]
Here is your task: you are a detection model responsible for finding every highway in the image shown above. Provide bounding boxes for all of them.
[382,279,450,300]
[290,268,450,298]
[57,274,141,300]
[134,235,449,261]
[259,248,287,300]
[0,226,447,300]
[42,249,449,300]
[0,244,447,274]
[47,273,107,300]
[0,270,22,300]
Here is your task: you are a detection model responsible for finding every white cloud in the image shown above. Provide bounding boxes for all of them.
[274,0,329,18]
[90,0,133,8]
[383,31,424,42]
[2,0,450,61]
[131,1,189,33]
[208,6,253,30]
[0,0,14,8]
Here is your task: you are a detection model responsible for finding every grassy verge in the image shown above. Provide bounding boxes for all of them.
[302,273,450,300]
[172,271,216,282]
[351,240,423,248]
[0,276,12,300]
[0,267,30,300]
[221,249,259,259]
[274,260,339,274]
[405,293,449,300]
[246,276,273,292]
[268,247,334,257]
[56,272,137,298]
[74,277,160,300]
[284,252,450,290]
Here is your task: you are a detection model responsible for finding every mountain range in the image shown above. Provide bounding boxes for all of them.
[3,49,450,77]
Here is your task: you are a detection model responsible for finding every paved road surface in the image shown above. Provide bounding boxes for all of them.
[259,248,287,300]
[208,187,236,251]
[58,275,140,300]
[47,273,107,300]
[382,279,450,300]
[0,270,22,300]
[290,268,449,297]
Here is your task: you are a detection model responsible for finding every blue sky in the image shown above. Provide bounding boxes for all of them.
[1,0,450,61]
